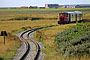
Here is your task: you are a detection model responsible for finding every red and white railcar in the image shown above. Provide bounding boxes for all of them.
[58,11,82,24]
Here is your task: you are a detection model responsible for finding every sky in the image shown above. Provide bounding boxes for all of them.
[0,0,90,7]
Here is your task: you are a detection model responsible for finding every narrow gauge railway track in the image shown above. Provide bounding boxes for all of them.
[20,29,41,60]
[13,25,57,60]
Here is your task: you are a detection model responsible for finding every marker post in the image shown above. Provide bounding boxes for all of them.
[1,31,7,45]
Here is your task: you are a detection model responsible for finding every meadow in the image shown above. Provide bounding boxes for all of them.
[0,20,57,60]
[0,8,90,60]
[0,8,90,12]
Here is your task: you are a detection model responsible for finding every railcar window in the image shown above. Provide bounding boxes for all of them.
[79,14,82,20]
[72,15,73,17]
[60,14,63,16]
[79,14,82,17]
[65,14,68,17]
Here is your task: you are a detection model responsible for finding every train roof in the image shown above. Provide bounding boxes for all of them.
[67,11,82,14]
[59,11,82,14]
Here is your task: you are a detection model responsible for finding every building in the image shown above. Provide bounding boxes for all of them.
[58,5,76,8]
[29,6,38,9]
[75,4,90,8]
[45,4,59,8]
[58,5,65,8]
[21,6,28,8]
[38,7,45,9]
[65,5,75,8]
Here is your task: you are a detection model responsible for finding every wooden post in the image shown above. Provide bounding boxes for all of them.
[4,36,5,45]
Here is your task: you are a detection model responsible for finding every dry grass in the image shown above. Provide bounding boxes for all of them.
[0,12,58,59]
[0,11,90,60]
[0,20,57,32]
[0,11,90,21]
[0,20,57,60]
[0,39,20,59]
[82,11,90,20]
[0,12,58,21]
[35,24,76,60]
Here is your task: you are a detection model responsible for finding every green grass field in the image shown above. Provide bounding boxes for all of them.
[0,8,90,12]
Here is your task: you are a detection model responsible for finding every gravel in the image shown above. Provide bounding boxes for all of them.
[13,29,45,60]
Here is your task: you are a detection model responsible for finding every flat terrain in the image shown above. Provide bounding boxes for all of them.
[0,8,90,12]
[0,8,90,60]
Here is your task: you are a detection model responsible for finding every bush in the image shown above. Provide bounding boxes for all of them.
[6,33,19,41]
[9,16,29,20]
[55,23,90,57]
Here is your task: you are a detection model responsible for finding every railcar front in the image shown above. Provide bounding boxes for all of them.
[58,12,69,24]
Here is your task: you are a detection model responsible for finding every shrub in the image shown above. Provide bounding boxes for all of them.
[55,23,90,57]
[9,16,29,20]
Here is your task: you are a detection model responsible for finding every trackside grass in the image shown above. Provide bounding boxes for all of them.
[35,24,76,60]
[0,20,57,60]
[35,23,90,60]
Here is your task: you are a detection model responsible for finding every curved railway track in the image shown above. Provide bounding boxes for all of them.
[13,25,57,60]
[20,29,41,60]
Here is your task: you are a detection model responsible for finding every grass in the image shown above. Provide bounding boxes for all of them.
[35,24,76,60]
[0,8,90,12]
[0,12,58,21]
[0,11,90,21]
[0,34,21,60]
[0,20,57,60]
[35,23,90,60]
[55,23,90,57]
[0,10,90,60]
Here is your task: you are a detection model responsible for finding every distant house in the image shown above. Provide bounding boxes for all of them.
[59,5,65,8]
[21,6,28,8]
[29,6,38,9]
[45,4,59,8]
[65,5,75,8]
[58,5,75,8]
[75,4,90,8]
[38,7,45,9]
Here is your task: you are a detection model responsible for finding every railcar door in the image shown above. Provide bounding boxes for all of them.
[64,13,68,22]
[59,13,65,22]
[58,13,69,24]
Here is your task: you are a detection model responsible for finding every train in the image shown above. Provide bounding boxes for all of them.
[58,11,82,24]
